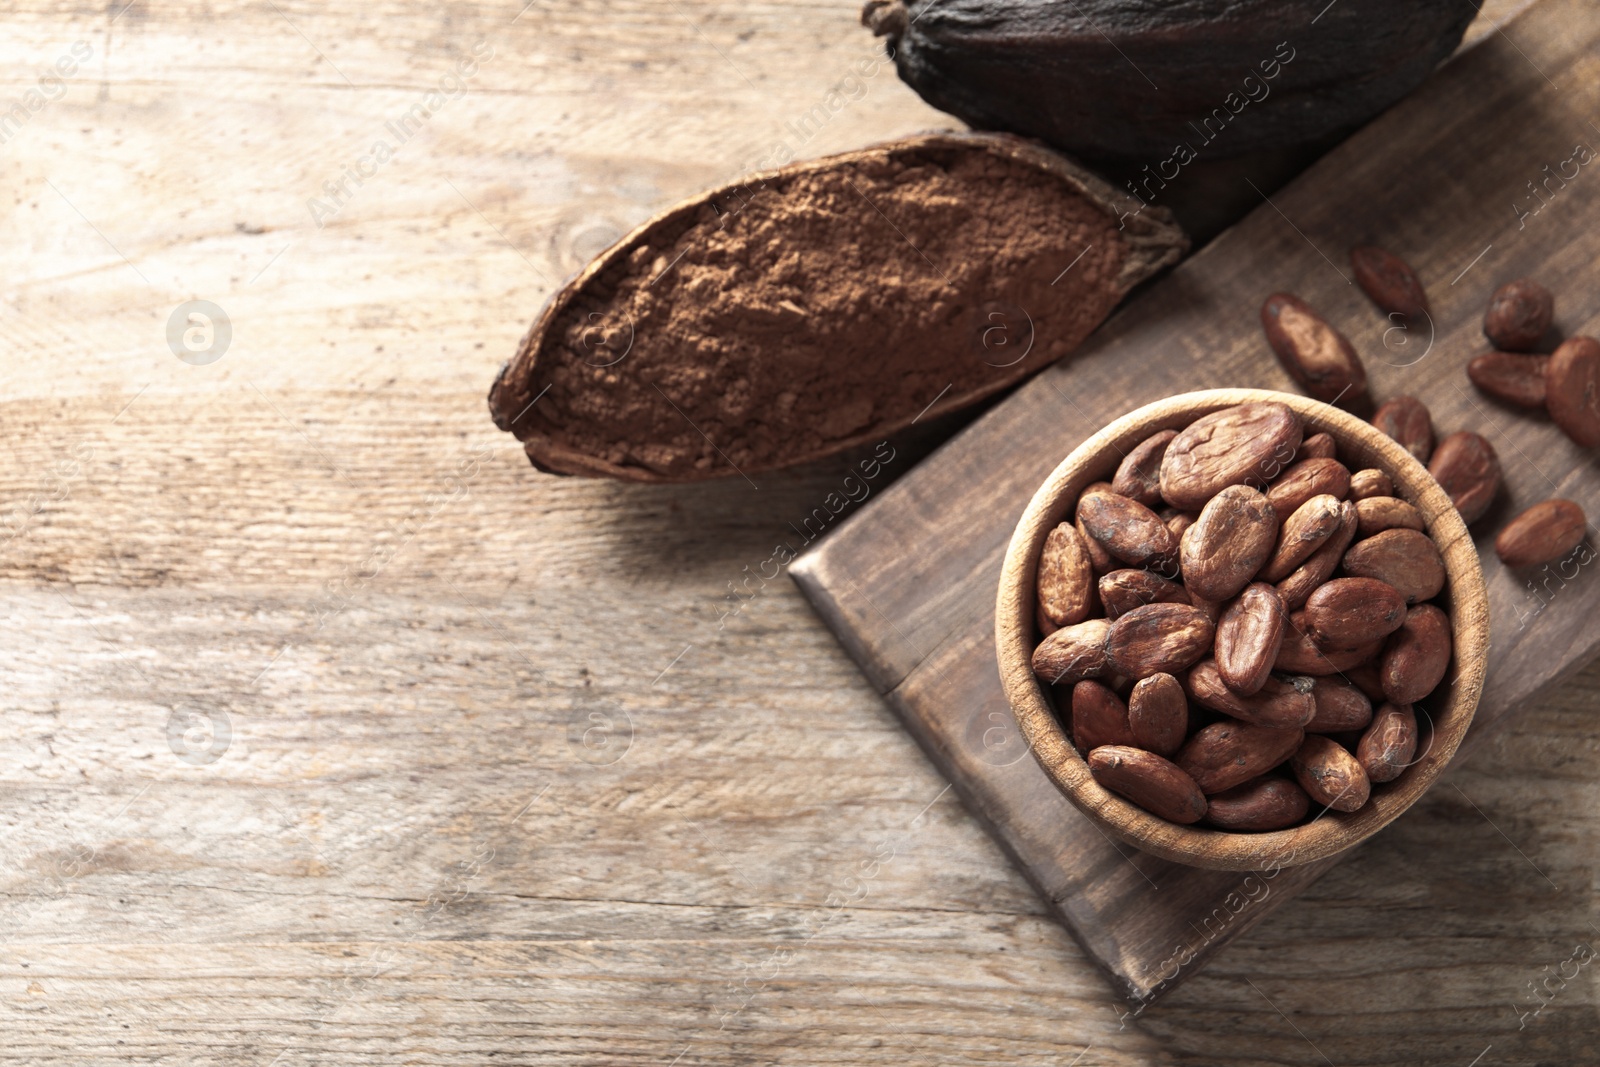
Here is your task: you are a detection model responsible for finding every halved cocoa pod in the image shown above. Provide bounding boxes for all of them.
[488,132,1185,481]
[1032,619,1110,687]
[1275,500,1358,610]
[1495,499,1588,568]
[1348,468,1393,500]
[1071,680,1137,752]
[1204,776,1310,832]
[1104,603,1215,679]
[1267,458,1351,524]
[1467,352,1548,408]
[1098,569,1189,620]
[1306,677,1374,734]
[1354,496,1425,538]
[1483,277,1552,351]
[1290,734,1370,812]
[1370,395,1434,464]
[1078,490,1178,572]
[1342,528,1445,605]
[1037,523,1095,629]
[1177,721,1304,795]
[1160,402,1302,511]
[1127,673,1188,758]
[1357,702,1418,784]
[1351,246,1429,320]
[1380,603,1451,705]
[1428,431,1500,525]
[1546,336,1600,448]
[1213,584,1288,695]
[1087,745,1207,824]
[863,1,1473,162]
[1304,577,1407,650]
[1113,429,1178,508]
[1261,293,1368,403]
[1185,659,1314,729]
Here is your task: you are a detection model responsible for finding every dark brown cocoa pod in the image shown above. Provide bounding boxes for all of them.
[862,1,1475,161]
[1483,277,1553,351]
[1370,396,1434,464]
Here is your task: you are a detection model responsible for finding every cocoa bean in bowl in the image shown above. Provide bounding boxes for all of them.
[996,389,1489,871]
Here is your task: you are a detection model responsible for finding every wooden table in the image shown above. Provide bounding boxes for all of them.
[2,1,1593,1064]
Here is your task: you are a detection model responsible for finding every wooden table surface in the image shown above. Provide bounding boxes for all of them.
[3,1,1593,1064]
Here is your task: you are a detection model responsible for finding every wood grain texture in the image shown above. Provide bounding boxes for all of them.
[793,0,1600,1021]
[0,0,1588,1065]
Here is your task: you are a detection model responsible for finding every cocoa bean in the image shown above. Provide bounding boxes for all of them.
[1299,432,1338,461]
[1127,673,1188,758]
[1104,603,1215,679]
[1342,527,1446,604]
[1031,619,1110,687]
[1267,457,1352,524]
[1304,577,1407,649]
[1214,583,1289,695]
[1546,336,1600,447]
[1276,612,1382,675]
[1467,351,1548,408]
[1351,245,1429,319]
[1087,745,1207,824]
[1097,569,1190,619]
[1290,734,1371,812]
[1071,679,1136,752]
[1370,395,1434,464]
[1380,603,1451,705]
[1261,293,1368,403]
[1204,776,1310,831]
[1276,500,1358,610]
[1176,720,1304,794]
[1165,510,1197,541]
[1354,496,1425,537]
[1348,468,1393,500]
[1258,493,1344,583]
[1036,522,1095,629]
[1112,429,1178,507]
[1494,498,1588,568]
[1306,677,1374,734]
[1186,658,1314,729]
[1159,402,1303,510]
[1428,431,1500,525]
[1180,484,1279,602]
[1483,277,1552,351]
[1078,489,1178,572]
[1356,702,1418,784]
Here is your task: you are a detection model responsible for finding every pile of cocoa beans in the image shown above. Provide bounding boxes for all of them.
[1031,401,1448,830]
[1263,246,1590,569]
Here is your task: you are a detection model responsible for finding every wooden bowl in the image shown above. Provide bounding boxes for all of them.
[995,388,1489,871]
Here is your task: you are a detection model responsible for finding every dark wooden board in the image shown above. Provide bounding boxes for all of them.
[791,0,1600,1012]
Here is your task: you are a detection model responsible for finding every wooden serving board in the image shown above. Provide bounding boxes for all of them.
[791,0,1600,1011]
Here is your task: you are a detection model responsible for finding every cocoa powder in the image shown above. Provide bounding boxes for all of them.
[507,146,1125,478]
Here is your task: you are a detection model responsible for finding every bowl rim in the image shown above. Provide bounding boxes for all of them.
[994,388,1490,871]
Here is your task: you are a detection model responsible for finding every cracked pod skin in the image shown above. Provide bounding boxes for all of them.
[863,0,1477,161]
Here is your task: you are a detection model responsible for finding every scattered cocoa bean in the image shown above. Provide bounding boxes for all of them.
[1304,577,1408,649]
[1275,500,1358,610]
[1261,293,1369,403]
[1494,498,1588,568]
[1349,468,1394,500]
[1545,336,1600,447]
[1098,569,1190,620]
[1483,277,1552,351]
[1467,351,1548,408]
[1306,677,1374,734]
[1267,457,1352,523]
[1078,489,1178,572]
[1428,431,1500,525]
[1354,496,1425,537]
[1213,583,1288,695]
[1112,429,1178,507]
[1176,720,1305,794]
[1380,603,1452,705]
[1104,603,1215,678]
[1037,522,1095,629]
[1258,493,1344,583]
[1031,618,1110,687]
[1159,402,1302,510]
[1071,679,1136,752]
[1351,245,1429,319]
[1370,395,1434,464]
